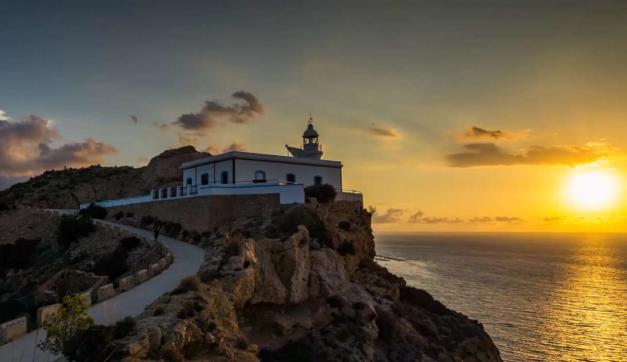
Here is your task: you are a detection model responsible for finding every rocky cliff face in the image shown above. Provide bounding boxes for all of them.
[0,146,209,209]
[108,202,501,361]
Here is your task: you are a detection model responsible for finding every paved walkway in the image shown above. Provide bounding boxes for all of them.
[0,212,205,362]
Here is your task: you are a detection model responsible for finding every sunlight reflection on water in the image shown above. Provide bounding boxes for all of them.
[375,233,627,362]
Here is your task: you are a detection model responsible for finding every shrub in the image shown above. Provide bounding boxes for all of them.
[0,200,11,211]
[304,184,336,203]
[338,221,351,231]
[0,237,40,273]
[57,215,95,246]
[39,294,94,358]
[114,211,124,220]
[172,276,201,294]
[113,316,136,338]
[140,215,154,226]
[69,325,112,362]
[163,222,182,237]
[119,236,141,250]
[125,212,134,218]
[79,203,107,219]
[279,206,330,245]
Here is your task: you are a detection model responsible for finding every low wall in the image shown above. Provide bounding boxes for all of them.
[106,194,280,233]
[0,317,27,344]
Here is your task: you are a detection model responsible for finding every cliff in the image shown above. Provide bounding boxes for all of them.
[104,202,501,361]
[0,146,209,209]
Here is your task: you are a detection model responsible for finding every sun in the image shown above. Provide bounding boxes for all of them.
[564,169,619,211]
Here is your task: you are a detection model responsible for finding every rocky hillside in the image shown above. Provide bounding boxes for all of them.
[0,146,208,209]
[0,207,166,327]
[103,202,501,361]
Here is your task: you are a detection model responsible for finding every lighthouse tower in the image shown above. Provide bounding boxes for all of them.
[285,117,324,159]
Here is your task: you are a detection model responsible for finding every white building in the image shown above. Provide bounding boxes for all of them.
[82,120,361,209]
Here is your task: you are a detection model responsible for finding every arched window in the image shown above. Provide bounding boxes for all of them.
[186,177,193,185]
[254,170,266,183]
[221,171,229,184]
[286,173,296,183]
[201,173,209,185]
[314,176,322,185]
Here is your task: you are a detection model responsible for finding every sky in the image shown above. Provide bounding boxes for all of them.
[1,1,627,232]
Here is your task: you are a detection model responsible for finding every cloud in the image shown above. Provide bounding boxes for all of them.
[469,216,523,223]
[407,211,462,224]
[205,142,247,155]
[177,133,198,147]
[408,211,424,223]
[446,143,605,167]
[0,114,117,176]
[0,110,8,121]
[363,126,400,138]
[130,115,139,124]
[371,208,405,224]
[174,91,264,131]
[466,126,506,139]
[420,216,463,224]
[222,142,246,152]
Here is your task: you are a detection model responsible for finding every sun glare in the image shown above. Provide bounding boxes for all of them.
[564,170,619,211]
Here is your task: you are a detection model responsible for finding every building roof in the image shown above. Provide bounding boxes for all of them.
[180,151,342,169]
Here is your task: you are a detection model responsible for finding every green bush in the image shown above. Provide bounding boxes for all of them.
[79,203,107,219]
[113,316,136,338]
[279,206,330,245]
[304,184,337,203]
[172,276,201,294]
[140,215,154,226]
[57,215,95,246]
[119,236,141,250]
[39,294,94,359]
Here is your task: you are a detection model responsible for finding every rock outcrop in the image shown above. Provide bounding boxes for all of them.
[0,146,209,209]
[107,202,501,361]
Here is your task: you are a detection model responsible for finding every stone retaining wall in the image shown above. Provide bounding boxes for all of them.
[105,194,279,233]
[0,317,27,344]
[0,211,176,347]
[36,303,61,327]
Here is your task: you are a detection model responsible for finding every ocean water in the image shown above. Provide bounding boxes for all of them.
[375,233,627,362]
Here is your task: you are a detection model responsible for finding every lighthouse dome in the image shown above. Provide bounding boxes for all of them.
[303,123,319,138]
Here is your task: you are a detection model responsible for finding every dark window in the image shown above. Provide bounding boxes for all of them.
[221,171,229,184]
[286,173,296,183]
[201,173,209,185]
[314,176,322,185]
[186,177,193,185]
[254,170,266,183]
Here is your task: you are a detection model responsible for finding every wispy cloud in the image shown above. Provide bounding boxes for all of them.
[130,115,139,124]
[363,126,400,138]
[466,126,506,139]
[446,142,607,167]
[205,142,247,154]
[371,207,405,223]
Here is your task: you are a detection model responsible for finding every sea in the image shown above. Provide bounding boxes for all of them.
[374,232,627,362]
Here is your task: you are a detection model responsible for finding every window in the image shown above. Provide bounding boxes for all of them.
[286,173,296,183]
[186,177,193,185]
[254,170,266,183]
[314,176,322,185]
[201,173,209,185]
[221,171,229,184]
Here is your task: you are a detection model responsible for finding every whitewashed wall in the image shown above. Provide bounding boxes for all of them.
[233,159,342,190]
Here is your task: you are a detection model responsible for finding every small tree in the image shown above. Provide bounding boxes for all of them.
[39,294,94,358]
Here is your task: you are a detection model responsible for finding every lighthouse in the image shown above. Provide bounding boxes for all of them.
[285,117,324,159]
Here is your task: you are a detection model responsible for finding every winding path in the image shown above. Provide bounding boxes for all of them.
[0,212,205,362]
